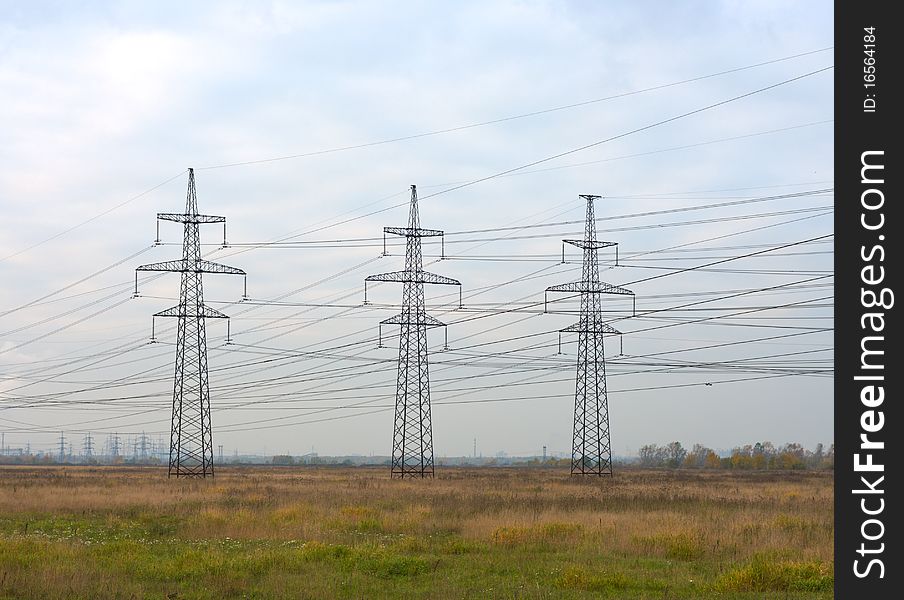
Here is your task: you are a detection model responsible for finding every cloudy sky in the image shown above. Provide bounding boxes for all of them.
[0,1,833,458]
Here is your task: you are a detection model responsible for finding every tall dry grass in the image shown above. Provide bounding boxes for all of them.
[0,466,833,599]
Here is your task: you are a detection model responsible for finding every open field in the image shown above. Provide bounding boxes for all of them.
[0,466,832,599]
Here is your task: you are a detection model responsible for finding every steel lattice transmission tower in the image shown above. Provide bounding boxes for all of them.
[366,185,460,478]
[546,195,634,476]
[83,432,94,461]
[136,168,246,478]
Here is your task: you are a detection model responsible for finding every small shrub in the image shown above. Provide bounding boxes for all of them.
[492,526,530,545]
[393,536,428,553]
[300,540,353,561]
[774,514,818,533]
[445,538,482,555]
[335,506,384,533]
[713,557,833,592]
[269,505,308,525]
[361,555,431,579]
[538,522,582,538]
[491,522,582,546]
[555,565,631,592]
[633,532,704,560]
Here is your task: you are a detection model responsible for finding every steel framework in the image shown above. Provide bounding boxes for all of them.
[546,195,634,476]
[136,168,245,478]
[366,185,460,478]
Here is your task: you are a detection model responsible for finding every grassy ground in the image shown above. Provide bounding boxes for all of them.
[0,466,832,599]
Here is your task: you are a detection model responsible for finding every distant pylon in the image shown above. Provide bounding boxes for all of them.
[136,168,246,478]
[83,432,94,461]
[546,195,634,476]
[58,431,65,464]
[365,185,461,478]
[139,431,150,460]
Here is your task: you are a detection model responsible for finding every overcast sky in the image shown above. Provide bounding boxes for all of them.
[0,1,833,458]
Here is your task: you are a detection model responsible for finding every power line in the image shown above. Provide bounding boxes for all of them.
[213,188,831,248]
[0,246,155,319]
[0,171,186,264]
[196,47,831,170]
[1,180,832,442]
[416,120,832,185]
[1,271,831,412]
[413,66,833,204]
[186,66,834,249]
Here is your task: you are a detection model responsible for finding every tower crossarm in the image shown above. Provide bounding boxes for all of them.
[563,239,617,250]
[380,313,445,328]
[384,226,444,238]
[546,281,633,296]
[196,260,245,275]
[561,321,621,335]
[154,305,230,319]
[137,259,245,276]
[366,270,460,286]
[157,213,226,224]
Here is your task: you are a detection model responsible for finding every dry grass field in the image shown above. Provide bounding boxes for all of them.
[0,466,832,599]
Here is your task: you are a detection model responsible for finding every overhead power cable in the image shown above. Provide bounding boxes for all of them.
[0,171,186,264]
[0,246,155,319]
[196,47,832,170]
[193,65,834,246]
[212,188,831,248]
[413,66,833,204]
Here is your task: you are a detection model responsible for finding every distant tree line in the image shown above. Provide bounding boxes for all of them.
[636,441,833,470]
[0,454,162,466]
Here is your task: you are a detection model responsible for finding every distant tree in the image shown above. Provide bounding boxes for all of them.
[730,447,753,469]
[773,443,806,469]
[704,451,721,469]
[638,444,660,467]
[688,444,703,467]
[684,444,714,468]
[809,443,825,469]
[635,441,833,471]
[781,442,806,459]
[665,442,687,468]
[751,452,766,470]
